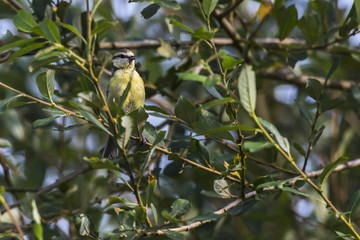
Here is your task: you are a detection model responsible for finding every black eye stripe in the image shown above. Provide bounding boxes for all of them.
[112,54,135,60]
[112,54,127,59]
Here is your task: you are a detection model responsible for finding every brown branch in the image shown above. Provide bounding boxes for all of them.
[1,164,91,213]
[143,158,360,236]
[257,68,357,91]
[215,0,244,19]
[2,0,24,12]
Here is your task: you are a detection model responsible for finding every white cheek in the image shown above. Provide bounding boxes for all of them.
[113,59,128,68]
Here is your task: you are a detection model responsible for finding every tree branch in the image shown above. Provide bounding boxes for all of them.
[1,164,91,213]
[257,68,357,90]
[143,158,360,236]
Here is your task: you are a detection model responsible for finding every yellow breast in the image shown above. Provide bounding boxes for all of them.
[107,68,145,114]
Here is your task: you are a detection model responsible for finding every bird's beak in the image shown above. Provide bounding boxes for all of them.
[129,56,136,61]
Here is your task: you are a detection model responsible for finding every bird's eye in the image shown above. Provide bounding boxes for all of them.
[112,54,127,60]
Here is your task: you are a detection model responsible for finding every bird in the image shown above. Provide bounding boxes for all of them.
[102,49,145,159]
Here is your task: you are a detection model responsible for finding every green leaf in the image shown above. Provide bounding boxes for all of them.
[202,0,219,16]
[238,64,256,116]
[32,116,58,128]
[57,21,87,43]
[325,56,341,85]
[150,203,158,225]
[311,125,325,147]
[0,37,40,53]
[13,10,37,32]
[139,131,165,178]
[201,97,235,109]
[277,5,298,40]
[282,187,324,203]
[84,157,121,171]
[319,156,349,189]
[258,118,290,154]
[305,78,323,100]
[157,38,178,58]
[335,231,355,240]
[91,19,116,36]
[0,95,20,114]
[243,141,273,153]
[161,210,180,223]
[197,124,256,136]
[81,111,111,135]
[145,179,157,206]
[33,0,52,20]
[9,42,46,62]
[355,0,360,24]
[164,231,186,240]
[296,101,312,124]
[221,56,244,71]
[171,199,192,217]
[348,189,360,220]
[214,178,232,197]
[174,95,196,124]
[141,3,160,19]
[288,51,307,68]
[157,0,181,9]
[192,27,216,41]
[292,142,306,156]
[144,105,170,116]
[297,15,321,44]
[169,18,194,33]
[76,214,99,237]
[177,72,207,83]
[320,96,346,113]
[191,139,210,165]
[227,199,258,216]
[118,115,133,148]
[31,200,43,240]
[36,70,56,100]
[40,19,61,43]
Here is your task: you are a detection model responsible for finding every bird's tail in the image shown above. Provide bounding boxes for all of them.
[102,135,119,159]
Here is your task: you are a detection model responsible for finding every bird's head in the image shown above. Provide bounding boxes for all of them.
[112,49,136,70]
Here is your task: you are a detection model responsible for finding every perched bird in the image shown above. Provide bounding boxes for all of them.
[102,49,145,159]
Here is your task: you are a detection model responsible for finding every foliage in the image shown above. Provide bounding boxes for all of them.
[1,0,360,239]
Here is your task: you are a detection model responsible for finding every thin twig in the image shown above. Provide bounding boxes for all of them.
[143,158,360,237]
[1,165,91,213]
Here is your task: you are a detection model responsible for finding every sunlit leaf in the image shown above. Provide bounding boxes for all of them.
[9,42,46,62]
[171,198,192,217]
[238,64,256,116]
[40,19,61,43]
[258,118,290,154]
[36,69,55,100]
[214,178,232,197]
[243,141,273,153]
[0,95,20,114]
[13,10,37,32]
[221,56,244,71]
[192,27,216,41]
[319,156,349,189]
[32,116,59,128]
[81,111,111,135]
[202,0,219,16]
[258,1,272,22]
[57,21,87,43]
[169,18,194,33]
